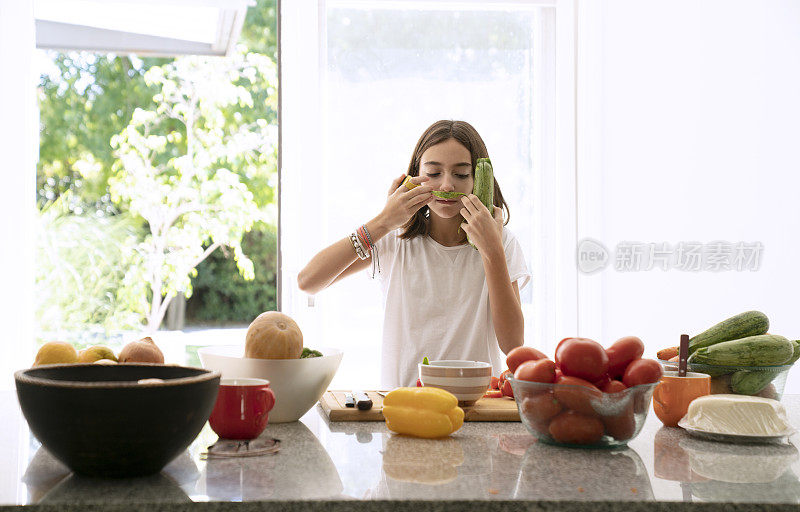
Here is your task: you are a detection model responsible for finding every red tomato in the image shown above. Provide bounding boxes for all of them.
[483,389,504,399]
[555,337,577,356]
[527,417,552,437]
[490,376,500,390]
[593,374,612,389]
[521,391,562,424]
[601,380,628,394]
[556,338,609,381]
[622,358,663,387]
[515,359,557,384]
[506,346,547,373]
[498,369,513,391]
[603,403,636,440]
[502,379,514,398]
[548,410,604,445]
[605,336,645,378]
[554,368,563,380]
[553,376,601,416]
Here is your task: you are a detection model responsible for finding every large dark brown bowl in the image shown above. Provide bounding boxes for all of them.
[15,363,220,478]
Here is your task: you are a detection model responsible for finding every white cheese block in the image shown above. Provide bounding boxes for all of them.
[681,394,792,436]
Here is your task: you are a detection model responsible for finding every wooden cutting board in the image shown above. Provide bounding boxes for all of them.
[319,390,520,422]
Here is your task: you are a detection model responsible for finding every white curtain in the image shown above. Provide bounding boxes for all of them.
[0,0,36,389]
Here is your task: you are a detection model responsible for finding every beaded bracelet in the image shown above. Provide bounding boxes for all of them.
[356,228,371,252]
[349,233,368,260]
[359,224,380,278]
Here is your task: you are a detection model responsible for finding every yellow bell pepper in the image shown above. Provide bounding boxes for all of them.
[382,387,464,438]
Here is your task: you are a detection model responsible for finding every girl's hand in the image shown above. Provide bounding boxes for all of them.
[379,174,433,230]
[460,194,503,256]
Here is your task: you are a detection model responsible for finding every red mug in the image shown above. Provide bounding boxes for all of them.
[209,378,276,440]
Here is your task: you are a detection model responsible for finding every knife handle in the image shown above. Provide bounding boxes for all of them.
[354,391,373,410]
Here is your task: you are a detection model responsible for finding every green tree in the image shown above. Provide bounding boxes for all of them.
[37,54,170,213]
[35,0,280,332]
[110,50,277,332]
[37,0,278,213]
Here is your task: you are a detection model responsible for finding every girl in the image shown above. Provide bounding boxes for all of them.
[297,120,530,389]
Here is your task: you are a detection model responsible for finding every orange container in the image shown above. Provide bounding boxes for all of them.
[653,371,710,427]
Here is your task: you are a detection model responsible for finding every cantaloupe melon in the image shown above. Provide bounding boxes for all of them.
[245,311,303,359]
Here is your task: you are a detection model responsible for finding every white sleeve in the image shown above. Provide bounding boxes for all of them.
[503,228,531,291]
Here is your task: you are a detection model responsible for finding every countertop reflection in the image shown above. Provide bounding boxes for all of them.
[653,423,800,503]
[6,391,800,511]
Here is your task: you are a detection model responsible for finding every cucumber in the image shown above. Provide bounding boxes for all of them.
[688,310,769,355]
[467,158,495,249]
[689,334,793,366]
[730,370,780,395]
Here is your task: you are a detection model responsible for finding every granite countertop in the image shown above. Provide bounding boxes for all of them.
[3,389,800,511]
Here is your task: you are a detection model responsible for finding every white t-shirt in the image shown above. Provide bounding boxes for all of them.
[372,227,531,389]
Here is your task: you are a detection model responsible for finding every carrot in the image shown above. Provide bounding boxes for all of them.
[657,347,679,360]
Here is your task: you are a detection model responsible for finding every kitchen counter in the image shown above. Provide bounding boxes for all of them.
[2,389,800,511]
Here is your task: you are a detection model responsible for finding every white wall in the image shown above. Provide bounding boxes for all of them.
[0,0,36,389]
[0,0,36,503]
[580,0,800,390]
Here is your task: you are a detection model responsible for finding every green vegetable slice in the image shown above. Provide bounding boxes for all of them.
[431,191,466,199]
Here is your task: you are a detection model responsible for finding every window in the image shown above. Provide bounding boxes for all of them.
[281,0,575,389]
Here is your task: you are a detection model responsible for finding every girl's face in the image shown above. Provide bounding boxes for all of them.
[419,138,474,219]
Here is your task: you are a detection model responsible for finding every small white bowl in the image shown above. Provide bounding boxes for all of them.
[418,360,492,406]
[198,345,342,423]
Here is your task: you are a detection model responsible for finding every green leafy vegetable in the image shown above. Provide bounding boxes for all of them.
[300,347,323,358]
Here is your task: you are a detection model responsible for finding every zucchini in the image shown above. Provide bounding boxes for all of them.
[473,158,494,211]
[732,340,800,395]
[467,158,494,249]
[787,340,800,365]
[688,310,769,354]
[689,334,793,366]
[730,370,780,395]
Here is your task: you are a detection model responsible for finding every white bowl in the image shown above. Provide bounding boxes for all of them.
[198,345,342,423]
[418,360,492,405]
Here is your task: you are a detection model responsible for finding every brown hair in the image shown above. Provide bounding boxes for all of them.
[399,120,510,240]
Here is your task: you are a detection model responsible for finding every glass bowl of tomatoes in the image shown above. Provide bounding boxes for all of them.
[508,377,658,448]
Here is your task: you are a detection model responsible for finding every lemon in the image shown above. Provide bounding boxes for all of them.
[402,175,419,190]
[78,346,118,363]
[33,341,78,366]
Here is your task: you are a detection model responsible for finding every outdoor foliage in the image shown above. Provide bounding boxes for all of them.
[35,0,279,335]
[110,50,277,333]
[186,224,278,324]
[35,193,143,332]
[37,54,168,213]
